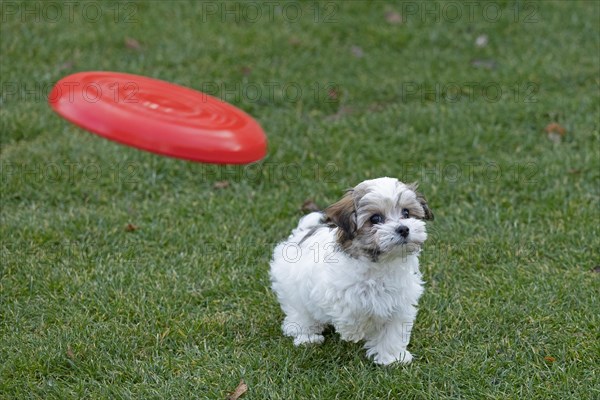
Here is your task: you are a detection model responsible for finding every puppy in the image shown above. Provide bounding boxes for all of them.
[270,177,433,365]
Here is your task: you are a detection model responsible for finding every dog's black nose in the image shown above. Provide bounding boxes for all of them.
[396,225,409,238]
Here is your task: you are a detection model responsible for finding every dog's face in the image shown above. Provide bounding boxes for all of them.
[325,177,433,262]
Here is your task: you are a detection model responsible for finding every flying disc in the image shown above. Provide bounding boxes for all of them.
[48,71,267,164]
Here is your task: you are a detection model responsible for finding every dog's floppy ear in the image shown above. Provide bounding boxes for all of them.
[409,182,434,221]
[324,190,357,240]
[417,193,434,220]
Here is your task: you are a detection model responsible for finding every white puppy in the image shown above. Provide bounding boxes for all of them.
[270,177,433,365]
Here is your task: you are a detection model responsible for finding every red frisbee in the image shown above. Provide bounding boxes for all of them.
[48,71,267,164]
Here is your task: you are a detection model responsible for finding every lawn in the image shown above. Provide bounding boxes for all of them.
[1,1,599,399]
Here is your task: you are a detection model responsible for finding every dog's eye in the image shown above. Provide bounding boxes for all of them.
[401,208,410,218]
[370,214,385,224]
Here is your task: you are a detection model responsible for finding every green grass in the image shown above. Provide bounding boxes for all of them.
[1,1,599,399]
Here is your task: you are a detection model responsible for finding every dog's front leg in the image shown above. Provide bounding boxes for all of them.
[363,313,416,365]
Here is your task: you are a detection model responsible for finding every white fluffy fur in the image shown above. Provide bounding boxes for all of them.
[270,178,428,365]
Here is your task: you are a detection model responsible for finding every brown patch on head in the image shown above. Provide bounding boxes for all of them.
[325,187,379,259]
[324,190,357,243]
[408,183,434,220]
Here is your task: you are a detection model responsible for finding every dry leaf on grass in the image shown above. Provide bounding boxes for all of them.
[327,87,340,101]
[227,380,248,400]
[385,11,403,24]
[125,37,142,51]
[301,199,321,213]
[544,356,556,363]
[66,346,75,360]
[240,66,252,76]
[288,36,302,46]
[544,122,566,143]
[125,223,138,232]
[213,181,230,189]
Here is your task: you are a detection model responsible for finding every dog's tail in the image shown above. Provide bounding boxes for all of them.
[296,212,325,231]
[293,212,327,246]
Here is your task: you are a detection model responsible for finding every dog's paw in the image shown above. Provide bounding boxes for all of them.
[371,350,413,366]
[293,334,325,346]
